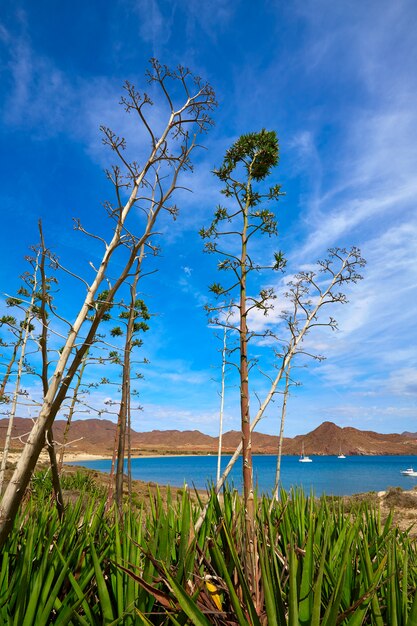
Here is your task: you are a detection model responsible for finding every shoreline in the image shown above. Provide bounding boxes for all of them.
[64,452,417,462]
[5,449,417,465]
[62,454,417,499]
[64,452,217,462]
[5,451,417,464]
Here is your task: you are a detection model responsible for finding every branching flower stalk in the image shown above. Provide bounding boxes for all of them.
[201,129,284,598]
[270,362,291,509]
[0,327,21,403]
[127,390,133,501]
[216,324,227,484]
[37,220,64,519]
[0,252,40,495]
[115,252,148,510]
[57,351,89,472]
[103,253,149,511]
[195,247,365,534]
[0,61,216,546]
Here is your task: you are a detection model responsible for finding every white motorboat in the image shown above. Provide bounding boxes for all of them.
[401,468,417,476]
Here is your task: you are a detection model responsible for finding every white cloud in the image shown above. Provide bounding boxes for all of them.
[3,35,75,135]
[134,0,172,49]
[384,368,417,397]
[136,403,229,435]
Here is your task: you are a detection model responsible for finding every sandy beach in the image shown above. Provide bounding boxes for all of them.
[3,450,210,465]
[3,451,114,464]
[63,452,113,463]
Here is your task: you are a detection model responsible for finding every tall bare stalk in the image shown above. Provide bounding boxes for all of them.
[37,221,64,519]
[216,325,227,484]
[57,352,88,472]
[0,254,40,494]
[195,247,365,533]
[201,130,283,600]
[115,255,144,509]
[0,330,20,403]
[0,61,215,547]
[270,362,291,509]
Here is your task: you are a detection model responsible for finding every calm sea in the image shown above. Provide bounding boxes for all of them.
[70,454,417,496]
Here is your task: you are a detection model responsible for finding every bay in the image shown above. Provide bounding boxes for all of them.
[71,454,417,496]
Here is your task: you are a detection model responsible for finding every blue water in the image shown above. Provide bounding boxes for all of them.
[70,454,417,496]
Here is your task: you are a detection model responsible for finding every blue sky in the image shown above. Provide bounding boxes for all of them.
[0,0,416,437]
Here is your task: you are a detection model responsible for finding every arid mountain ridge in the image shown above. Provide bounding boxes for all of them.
[2,418,417,456]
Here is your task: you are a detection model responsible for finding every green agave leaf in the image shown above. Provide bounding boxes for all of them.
[54,541,95,624]
[288,539,299,626]
[344,553,387,626]
[298,502,315,624]
[163,567,212,626]
[382,539,396,626]
[208,536,253,626]
[89,538,116,624]
[258,539,280,626]
[406,588,417,626]
[115,561,174,610]
[321,522,359,626]
[360,536,385,626]
[35,551,72,626]
[310,523,331,626]
[133,608,157,625]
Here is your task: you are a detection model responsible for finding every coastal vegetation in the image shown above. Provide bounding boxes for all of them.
[1,59,414,624]
[2,472,417,624]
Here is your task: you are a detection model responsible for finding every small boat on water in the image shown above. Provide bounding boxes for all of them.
[299,443,312,463]
[400,468,417,476]
[337,445,346,459]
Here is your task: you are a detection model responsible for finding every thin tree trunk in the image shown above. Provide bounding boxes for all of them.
[216,326,227,484]
[0,330,31,495]
[239,178,258,602]
[0,341,20,401]
[38,220,64,519]
[0,256,40,495]
[127,392,132,502]
[195,251,353,534]
[58,353,88,472]
[0,215,135,543]
[270,363,291,511]
[106,424,119,512]
[115,259,140,510]
[0,336,23,492]
[115,380,128,509]
[45,428,64,519]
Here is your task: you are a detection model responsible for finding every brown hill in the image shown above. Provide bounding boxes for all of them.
[2,418,417,457]
[285,421,417,456]
[0,419,217,455]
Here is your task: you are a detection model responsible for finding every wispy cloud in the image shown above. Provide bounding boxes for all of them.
[2,0,417,439]
[2,32,75,135]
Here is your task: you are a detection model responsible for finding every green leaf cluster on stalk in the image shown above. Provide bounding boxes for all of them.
[200,130,287,594]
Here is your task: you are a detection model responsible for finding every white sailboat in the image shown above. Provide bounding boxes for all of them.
[337,444,346,459]
[299,442,312,463]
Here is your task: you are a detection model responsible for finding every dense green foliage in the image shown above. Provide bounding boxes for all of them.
[1,482,417,624]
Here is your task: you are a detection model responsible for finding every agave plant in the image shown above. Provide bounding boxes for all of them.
[1,482,417,624]
[121,488,417,625]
